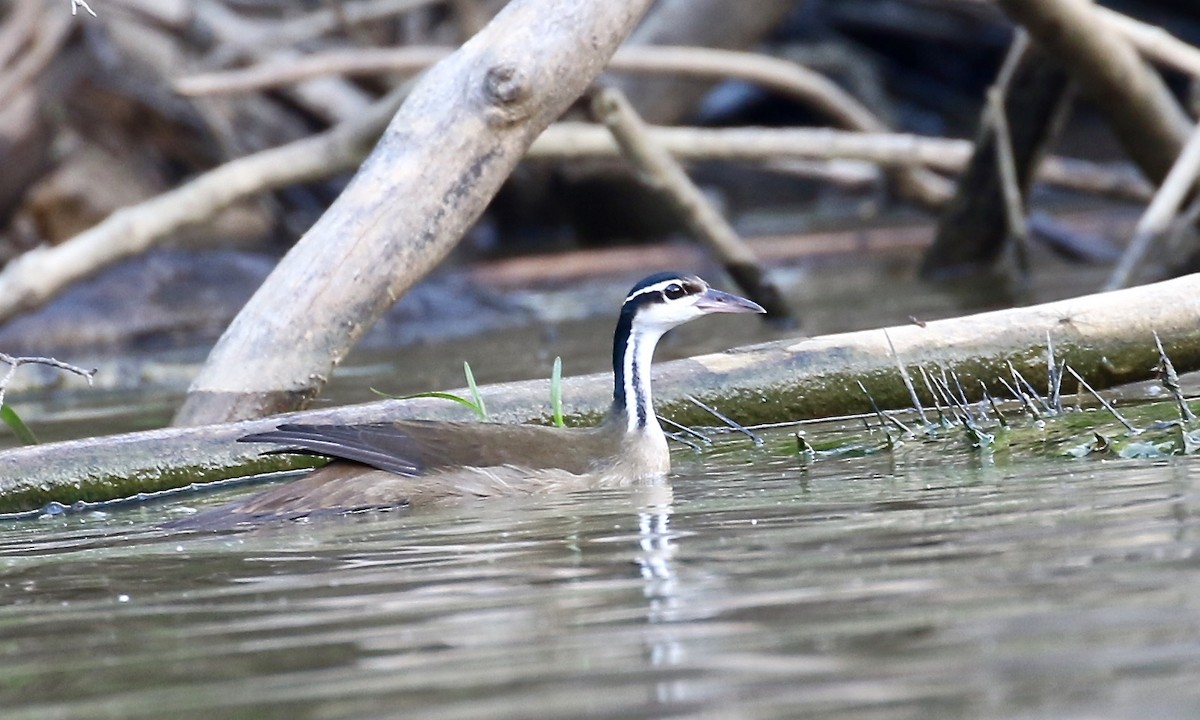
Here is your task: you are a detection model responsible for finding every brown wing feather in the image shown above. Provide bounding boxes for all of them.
[239,424,424,475]
[173,419,629,528]
[240,420,620,476]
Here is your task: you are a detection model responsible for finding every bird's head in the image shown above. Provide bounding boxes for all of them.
[619,272,766,334]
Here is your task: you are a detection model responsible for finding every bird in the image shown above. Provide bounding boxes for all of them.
[197,272,765,522]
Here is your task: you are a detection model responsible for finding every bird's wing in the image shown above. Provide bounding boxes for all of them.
[239,420,613,476]
[239,423,425,475]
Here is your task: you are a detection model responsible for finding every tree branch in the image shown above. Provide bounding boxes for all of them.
[591,86,793,322]
[1106,121,1200,290]
[0,353,94,409]
[172,0,657,426]
[174,44,955,207]
[997,0,1191,184]
[0,120,1147,330]
[0,86,407,324]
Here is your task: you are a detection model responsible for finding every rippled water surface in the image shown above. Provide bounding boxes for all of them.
[3,423,1200,719]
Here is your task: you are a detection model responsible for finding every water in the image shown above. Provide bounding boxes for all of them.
[3,422,1198,719]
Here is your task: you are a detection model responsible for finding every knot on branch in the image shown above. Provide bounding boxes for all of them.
[481,62,533,127]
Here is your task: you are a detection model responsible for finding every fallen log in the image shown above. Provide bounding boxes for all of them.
[1,272,1198,513]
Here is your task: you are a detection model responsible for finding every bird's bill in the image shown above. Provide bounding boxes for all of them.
[693,288,767,315]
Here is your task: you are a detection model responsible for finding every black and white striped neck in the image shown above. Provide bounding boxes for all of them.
[607,272,766,436]
[609,273,706,433]
[611,307,665,433]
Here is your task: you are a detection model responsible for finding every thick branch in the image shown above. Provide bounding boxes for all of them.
[997,0,1191,184]
[1094,5,1200,79]
[172,0,656,426]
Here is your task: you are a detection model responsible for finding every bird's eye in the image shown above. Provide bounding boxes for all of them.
[663,283,685,300]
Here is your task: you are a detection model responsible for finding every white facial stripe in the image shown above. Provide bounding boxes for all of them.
[623,324,666,432]
[623,279,702,304]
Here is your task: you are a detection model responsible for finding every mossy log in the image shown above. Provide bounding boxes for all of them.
[2,273,1200,512]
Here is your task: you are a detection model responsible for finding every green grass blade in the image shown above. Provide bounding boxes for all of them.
[551,356,564,427]
[368,361,490,422]
[369,387,485,417]
[463,362,488,420]
[1,404,38,445]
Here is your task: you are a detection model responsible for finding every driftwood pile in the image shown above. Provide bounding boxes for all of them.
[0,0,1194,346]
[2,0,1200,506]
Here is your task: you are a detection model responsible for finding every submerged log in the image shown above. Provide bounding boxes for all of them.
[2,273,1200,513]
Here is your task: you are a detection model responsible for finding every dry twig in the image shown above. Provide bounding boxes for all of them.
[883,329,929,425]
[985,33,1033,278]
[590,86,791,321]
[1106,121,1200,290]
[857,380,913,436]
[174,44,955,208]
[174,47,451,97]
[1065,364,1139,433]
[657,414,713,446]
[980,380,1008,427]
[0,353,95,409]
[685,394,764,445]
[70,0,97,17]
[1154,331,1195,423]
[919,366,950,426]
[987,84,1031,276]
[530,124,1148,201]
[0,86,408,324]
[0,5,72,109]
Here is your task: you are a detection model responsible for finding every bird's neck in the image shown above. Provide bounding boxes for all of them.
[611,313,665,435]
